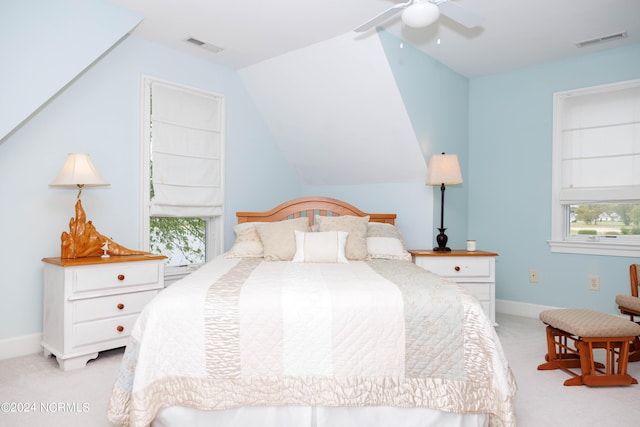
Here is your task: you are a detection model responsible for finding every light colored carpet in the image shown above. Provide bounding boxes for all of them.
[0,346,122,426]
[0,313,639,426]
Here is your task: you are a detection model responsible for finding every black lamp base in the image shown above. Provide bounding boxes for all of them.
[433,227,451,252]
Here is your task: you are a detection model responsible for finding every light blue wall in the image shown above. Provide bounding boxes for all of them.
[0,35,299,340]
[469,44,640,314]
[0,0,142,141]
[377,29,470,250]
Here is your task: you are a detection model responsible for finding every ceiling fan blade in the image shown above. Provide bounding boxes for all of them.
[354,1,414,32]
[437,0,484,28]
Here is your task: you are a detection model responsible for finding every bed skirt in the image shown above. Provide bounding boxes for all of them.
[152,405,489,427]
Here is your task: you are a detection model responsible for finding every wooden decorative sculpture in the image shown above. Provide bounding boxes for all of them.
[61,199,149,259]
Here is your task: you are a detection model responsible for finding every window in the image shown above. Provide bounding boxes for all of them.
[140,77,225,278]
[549,79,640,257]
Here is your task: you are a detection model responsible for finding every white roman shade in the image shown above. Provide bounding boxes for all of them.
[557,80,640,204]
[150,81,224,217]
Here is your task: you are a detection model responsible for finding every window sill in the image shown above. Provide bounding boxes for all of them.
[548,240,640,257]
[164,264,201,287]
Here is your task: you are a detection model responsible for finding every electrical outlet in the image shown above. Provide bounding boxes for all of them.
[588,274,600,291]
[529,270,539,283]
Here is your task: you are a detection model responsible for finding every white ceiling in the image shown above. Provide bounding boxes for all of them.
[239,32,428,185]
[106,0,640,77]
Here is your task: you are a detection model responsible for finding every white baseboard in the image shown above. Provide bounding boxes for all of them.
[496,299,563,319]
[0,333,42,361]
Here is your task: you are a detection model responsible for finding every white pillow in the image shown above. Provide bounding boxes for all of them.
[293,230,349,263]
[225,222,264,258]
[366,222,412,261]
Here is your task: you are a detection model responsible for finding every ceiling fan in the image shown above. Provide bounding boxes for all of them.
[354,0,484,32]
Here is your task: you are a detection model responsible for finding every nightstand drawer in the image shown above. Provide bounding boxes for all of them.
[418,257,491,279]
[409,250,497,325]
[73,290,159,323]
[73,262,161,293]
[459,282,491,300]
[73,314,138,348]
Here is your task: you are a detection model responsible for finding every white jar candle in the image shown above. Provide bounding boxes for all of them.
[466,240,477,251]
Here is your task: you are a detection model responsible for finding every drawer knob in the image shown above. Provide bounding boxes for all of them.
[116,325,124,333]
[117,303,125,310]
[117,274,125,281]
[454,266,461,272]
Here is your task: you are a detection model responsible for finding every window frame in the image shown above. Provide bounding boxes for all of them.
[139,75,225,277]
[548,79,640,257]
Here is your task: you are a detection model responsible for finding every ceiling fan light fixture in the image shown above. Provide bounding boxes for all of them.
[402,2,440,28]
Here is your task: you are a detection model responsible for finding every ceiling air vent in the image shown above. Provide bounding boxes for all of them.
[185,37,224,54]
[576,31,628,48]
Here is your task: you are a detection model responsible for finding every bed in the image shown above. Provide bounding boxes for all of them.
[107,197,517,427]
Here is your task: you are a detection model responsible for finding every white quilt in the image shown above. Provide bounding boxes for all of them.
[107,256,516,427]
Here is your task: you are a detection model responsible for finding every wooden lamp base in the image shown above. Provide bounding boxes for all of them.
[60,199,148,259]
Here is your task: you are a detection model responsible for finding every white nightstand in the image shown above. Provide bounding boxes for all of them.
[409,249,498,324]
[41,254,166,370]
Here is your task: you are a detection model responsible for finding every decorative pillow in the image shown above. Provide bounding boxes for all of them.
[366,222,412,261]
[225,222,264,258]
[316,215,369,260]
[293,230,349,263]
[255,217,310,261]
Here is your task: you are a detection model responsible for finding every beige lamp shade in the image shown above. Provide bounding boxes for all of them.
[50,153,109,189]
[426,153,463,185]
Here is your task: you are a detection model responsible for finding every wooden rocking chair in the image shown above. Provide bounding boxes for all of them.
[616,264,640,362]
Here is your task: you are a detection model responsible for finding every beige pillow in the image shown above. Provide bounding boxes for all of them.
[293,230,349,263]
[366,222,411,261]
[316,215,369,260]
[225,222,264,258]
[255,217,310,261]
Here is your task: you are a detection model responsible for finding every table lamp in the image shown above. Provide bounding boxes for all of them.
[426,152,463,252]
[50,153,147,259]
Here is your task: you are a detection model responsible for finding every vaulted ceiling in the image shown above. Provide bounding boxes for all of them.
[105,0,640,76]
[239,32,428,185]
[103,0,640,186]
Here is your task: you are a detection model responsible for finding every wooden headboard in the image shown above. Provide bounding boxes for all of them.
[236,196,396,226]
